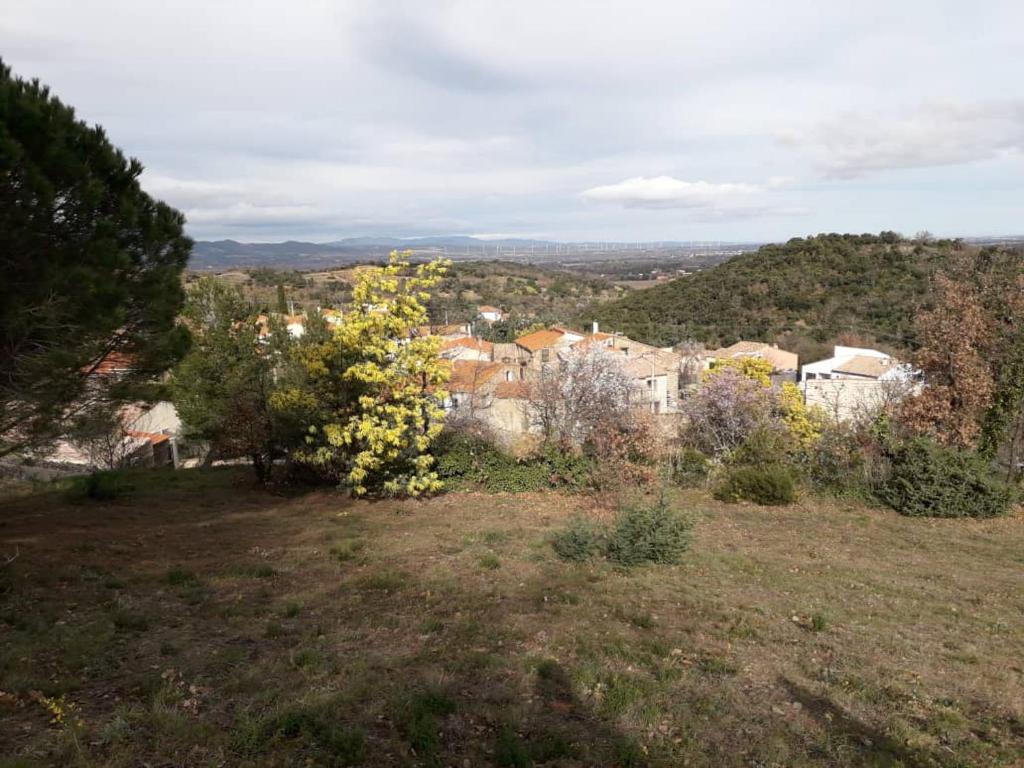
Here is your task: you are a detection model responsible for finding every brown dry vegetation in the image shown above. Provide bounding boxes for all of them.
[1,469,1022,767]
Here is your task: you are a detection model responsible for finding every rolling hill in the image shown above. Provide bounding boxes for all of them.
[581,232,990,359]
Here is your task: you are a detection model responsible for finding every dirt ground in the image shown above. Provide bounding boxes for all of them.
[1,468,1022,767]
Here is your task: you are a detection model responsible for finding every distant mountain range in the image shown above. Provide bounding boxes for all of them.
[189,236,567,269]
[188,236,755,270]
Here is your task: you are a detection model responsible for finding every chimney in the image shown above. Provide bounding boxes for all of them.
[592,321,599,334]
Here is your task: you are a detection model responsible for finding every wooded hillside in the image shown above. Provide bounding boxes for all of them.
[581,233,1002,359]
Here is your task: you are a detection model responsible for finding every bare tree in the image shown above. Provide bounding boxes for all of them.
[527,346,635,447]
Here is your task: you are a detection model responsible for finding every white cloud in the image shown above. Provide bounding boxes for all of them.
[785,102,1024,178]
[581,176,763,212]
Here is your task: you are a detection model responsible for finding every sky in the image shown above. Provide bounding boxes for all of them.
[3,1,1023,243]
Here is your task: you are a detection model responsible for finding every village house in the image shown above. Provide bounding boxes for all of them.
[514,326,585,368]
[477,305,504,323]
[705,340,799,382]
[444,359,532,442]
[570,327,682,414]
[410,322,472,340]
[801,345,917,422]
[440,337,494,362]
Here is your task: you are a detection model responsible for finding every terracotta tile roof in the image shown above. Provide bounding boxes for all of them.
[90,351,135,376]
[441,337,494,355]
[514,328,565,352]
[833,355,896,379]
[448,360,503,393]
[708,340,798,371]
[125,430,169,445]
[571,332,612,349]
[494,380,532,399]
[478,305,500,313]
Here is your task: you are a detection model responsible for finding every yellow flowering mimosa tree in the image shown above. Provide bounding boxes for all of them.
[273,251,451,495]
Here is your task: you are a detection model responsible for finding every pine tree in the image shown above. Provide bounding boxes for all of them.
[0,60,191,455]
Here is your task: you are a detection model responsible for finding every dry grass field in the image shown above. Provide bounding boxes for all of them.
[1,469,1022,767]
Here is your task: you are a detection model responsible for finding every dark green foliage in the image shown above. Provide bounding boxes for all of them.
[551,516,605,562]
[583,233,960,349]
[247,699,367,765]
[606,497,693,566]
[494,726,531,768]
[435,432,594,493]
[400,687,456,759]
[552,497,693,566]
[0,61,191,454]
[67,470,135,502]
[170,278,291,482]
[714,466,797,506]
[879,438,1015,518]
[276,283,288,314]
[802,425,875,501]
[669,449,710,487]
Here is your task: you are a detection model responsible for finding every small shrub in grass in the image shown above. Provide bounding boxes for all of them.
[669,449,709,487]
[714,465,796,506]
[67,470,135,502]
[254,699,367,765]
[400,687,456,757]
[551,516,605,562]
[166,568,198,587]
[478,553,501,570]
[494,725,531,768]
[879,437,1015,518]
[606,497,693,566]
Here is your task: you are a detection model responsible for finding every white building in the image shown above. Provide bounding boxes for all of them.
[478,305,504,323]
[801,346,917,422]
[801,345,913,382]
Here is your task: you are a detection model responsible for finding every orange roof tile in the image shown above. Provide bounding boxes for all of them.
[89,350,135,376]
[447,360,502,393]
[514,328,565,352]
[441,337,494,354]
[571,332,612,349]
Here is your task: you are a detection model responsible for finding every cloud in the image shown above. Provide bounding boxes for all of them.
[581,176,766,213]
[5,1,1024,240]
[784,102,1024,178]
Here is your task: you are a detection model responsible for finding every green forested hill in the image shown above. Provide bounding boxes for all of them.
[581,233,976,359]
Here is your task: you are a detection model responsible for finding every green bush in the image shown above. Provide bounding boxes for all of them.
[714,465,796,506]
[801,425,874,500]
[66,470,135,502]
[879,437,1015,518]
[606,497,693,566]
[551,516,605,562]
[435,432,594,493]
[669,449,709,487]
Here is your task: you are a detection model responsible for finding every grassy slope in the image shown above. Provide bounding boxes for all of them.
[582,234,966,353]
[1,469,1023,767]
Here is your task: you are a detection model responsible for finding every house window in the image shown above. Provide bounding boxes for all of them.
[541,349,549,362]
[519,363,525,380]
[505,370,513,382]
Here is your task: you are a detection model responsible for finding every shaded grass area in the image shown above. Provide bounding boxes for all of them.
[0,468,1022,766]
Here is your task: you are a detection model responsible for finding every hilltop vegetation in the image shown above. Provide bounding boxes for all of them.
[582,233,1015,358]
[191,259,621,327]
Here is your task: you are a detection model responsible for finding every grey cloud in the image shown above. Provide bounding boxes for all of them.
[785,102,1024,178]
